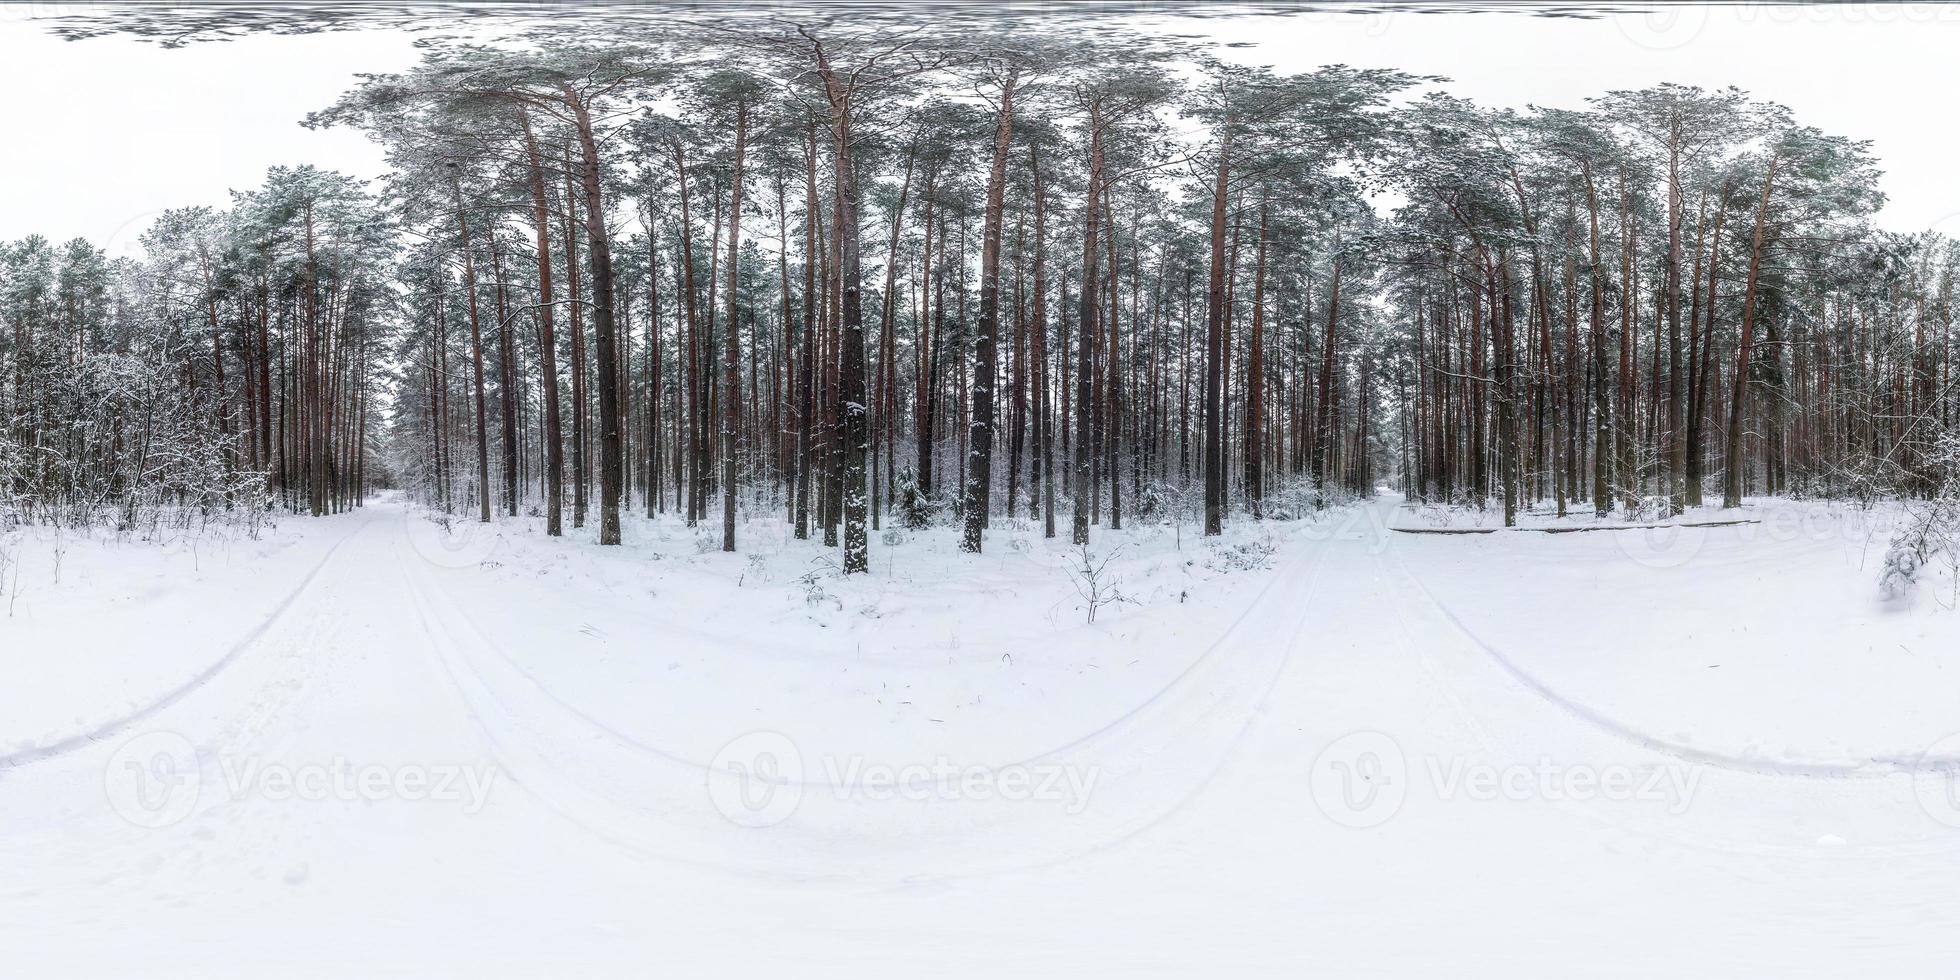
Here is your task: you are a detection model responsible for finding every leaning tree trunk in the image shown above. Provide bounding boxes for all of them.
[1725,155,1779,509]
[520,112,565,536]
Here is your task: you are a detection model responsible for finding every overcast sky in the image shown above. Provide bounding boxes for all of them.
[2,3,1956,254]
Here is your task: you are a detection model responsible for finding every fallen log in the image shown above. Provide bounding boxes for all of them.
[1392,518,1762,535]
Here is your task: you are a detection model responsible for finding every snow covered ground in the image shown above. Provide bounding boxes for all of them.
[3,493,1957,977]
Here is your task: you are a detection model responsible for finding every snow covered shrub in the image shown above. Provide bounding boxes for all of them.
[1064,542,1130,624]
[1264,478,1354,520]
[796,559,843,611]
[0,413,27,519]
[2,348,264,533]
[1263,480,1321,521]
[1880,436,1960,599]
[1623,494,1669,523]
[895,465,935,529]
[1878,499,1958,599]
[1131,481,1169,523]
[1786,472,1833,501]
[1413,501,1457,528]
[1840,452,1908,509]
[1205,532,1279,573]
[1129,480,1200,533]
[797,570,835,609]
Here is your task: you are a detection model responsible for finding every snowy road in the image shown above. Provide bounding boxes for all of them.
[4,496,1956,977]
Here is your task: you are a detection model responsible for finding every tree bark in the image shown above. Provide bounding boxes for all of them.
[1725,154,1779,509]
[452,186,492,524]
[563,85,623,544]
[1202,121,1231,536]
[811,42,871,573]
[962,70,1017,553]
[520,111,565,535]
[1075,103,1106,546]
[721,97,748,552]
[1244,194,1268,516]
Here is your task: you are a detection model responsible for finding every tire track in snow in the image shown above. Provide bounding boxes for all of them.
[0,513,372,771]
[389,538,749,875]
[1379,528,1960,780]
[407,507,1353,778]
[389,506,1347,880]
[1373,521,1960,862]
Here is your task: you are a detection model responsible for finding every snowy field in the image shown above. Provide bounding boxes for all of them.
[3,493,1958,977]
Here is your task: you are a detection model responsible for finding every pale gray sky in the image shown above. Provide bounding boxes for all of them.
[0,23,416,254]
[2,3,1955,254]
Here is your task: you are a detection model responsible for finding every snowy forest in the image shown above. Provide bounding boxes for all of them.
[9,16,1953,557]
[7,5,1960,977]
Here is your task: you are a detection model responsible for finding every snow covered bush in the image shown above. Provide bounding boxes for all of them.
[1262,481,1319,521]
[1878,499,1958,599]
[895,465,935,529]
[1880,436,1960,599]
[1622,494,1669,523]
[1837,452,1908,509]
[3,349,264,535]
[797,565,841,611]
[1130,481,1171,523]
[1264,478,1353,520]
[1205,532,1280,573]
[1134,479,1200,531]
[1064,542,1130,624]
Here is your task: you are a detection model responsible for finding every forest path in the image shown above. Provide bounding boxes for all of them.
[2,495,1957,977]
[0,510,371,771]
[0,500,685,973]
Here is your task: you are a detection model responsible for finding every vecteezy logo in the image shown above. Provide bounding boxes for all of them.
[103,731,201,829]
[1912,732,1960,829]
[1310,731,1406,829]
[1613,520,1708,570]
[706,731,802,828]
[1612,4,1710,51]
[403,511,501,569]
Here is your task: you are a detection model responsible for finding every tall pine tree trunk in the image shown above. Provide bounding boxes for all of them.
[520,111,565,536]
[962,71,1017,553]
[564,86,623,544]
[1725,155,1779,509]
[721,98,748,552]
